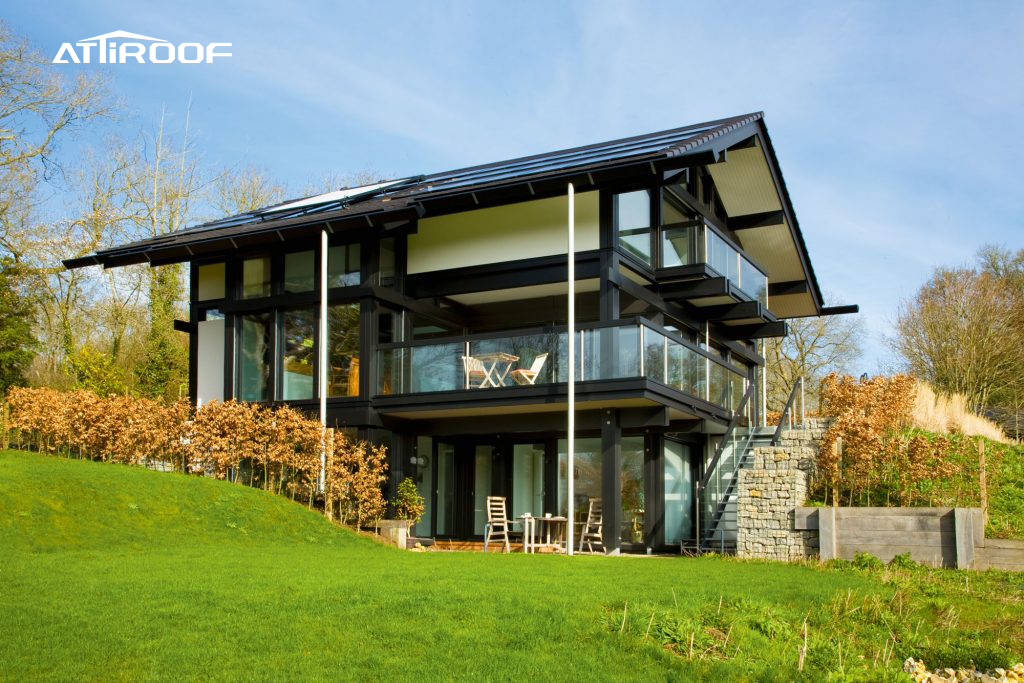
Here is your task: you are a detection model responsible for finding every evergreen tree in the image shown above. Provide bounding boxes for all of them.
[0,260,37,392]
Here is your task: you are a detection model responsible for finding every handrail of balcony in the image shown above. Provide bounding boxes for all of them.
[377,315,747,376]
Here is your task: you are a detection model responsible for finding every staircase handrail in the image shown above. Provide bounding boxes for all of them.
[770,377,804,446]
[697,381,756,494]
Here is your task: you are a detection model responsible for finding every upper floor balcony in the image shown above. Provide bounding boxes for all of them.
[375,318,750,419]
[613,184,769,307]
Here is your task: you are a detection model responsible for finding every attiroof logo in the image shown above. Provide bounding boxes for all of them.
[52,31,231,64]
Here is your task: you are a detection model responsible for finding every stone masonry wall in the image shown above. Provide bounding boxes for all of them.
[735,418,831,561]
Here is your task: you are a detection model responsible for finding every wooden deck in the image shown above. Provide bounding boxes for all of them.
[426,539,564,553]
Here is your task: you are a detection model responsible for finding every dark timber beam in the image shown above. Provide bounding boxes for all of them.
[693,301,763,322]
[821,304,860,315]
[601,409,622,555]
[768,280,809,297]
[720,321,788,340]
[660,277,729,300]
[728,210,785,231]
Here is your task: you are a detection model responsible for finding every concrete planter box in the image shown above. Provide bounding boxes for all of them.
[377,520,412,549]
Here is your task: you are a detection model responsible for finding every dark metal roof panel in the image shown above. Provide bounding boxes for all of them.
[65,112,765,269]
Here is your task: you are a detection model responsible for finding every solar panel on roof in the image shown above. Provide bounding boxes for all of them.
[261,178,410,214]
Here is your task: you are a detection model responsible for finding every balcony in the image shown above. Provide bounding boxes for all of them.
[376,319,749,414]
[612,187,768,307]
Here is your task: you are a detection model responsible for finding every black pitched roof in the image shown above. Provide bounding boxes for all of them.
[64,112,765,269]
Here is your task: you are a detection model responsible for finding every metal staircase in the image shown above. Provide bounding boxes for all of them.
[700,426,774,552]
[698,377,805,553]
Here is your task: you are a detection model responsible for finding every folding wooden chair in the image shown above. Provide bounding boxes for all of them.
[579,498,603,553]
[483,496,513,553]
[509,352,549,385]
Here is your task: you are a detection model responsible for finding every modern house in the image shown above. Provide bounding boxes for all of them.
[66,112,855,554]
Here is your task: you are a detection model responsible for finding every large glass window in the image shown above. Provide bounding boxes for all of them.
[436,441,456,536]
[512,443,546,519]
[237,313,272,401]
[557,438,601,521]
[664,440,694,545]
[660,186,700,268]
[557,436,645,546]
[413,436,434,537]
[328,303,360,397]
[473,445,495,535]
[241,257,271,299]
[283,251,315,293]
[614,190,652,265]
[281,308,316,400]
[378,306,403,344]
[621,437,645,545]
[328,244,361,288]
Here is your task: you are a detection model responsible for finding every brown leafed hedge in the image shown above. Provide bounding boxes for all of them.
[2,387,387,526]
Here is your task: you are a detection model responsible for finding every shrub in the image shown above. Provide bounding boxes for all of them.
[3,387,389,528]
[324,432,388,529]
[392,476,425,526]
[852,552,884,570]
[886,552,917,570]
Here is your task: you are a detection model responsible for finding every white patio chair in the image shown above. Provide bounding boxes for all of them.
[579,498,603,553]
[483,496,514,553]
[509,352,549,385]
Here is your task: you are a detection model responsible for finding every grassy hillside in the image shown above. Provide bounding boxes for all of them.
[1,450,1021,682]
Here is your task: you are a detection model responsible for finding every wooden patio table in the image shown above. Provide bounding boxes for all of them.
[525,515,567,554]
[472,351,519,388]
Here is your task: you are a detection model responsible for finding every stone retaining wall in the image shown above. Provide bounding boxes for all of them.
[734,419,1024,570]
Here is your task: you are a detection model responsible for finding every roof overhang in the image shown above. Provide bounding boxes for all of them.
[63,113,853,320]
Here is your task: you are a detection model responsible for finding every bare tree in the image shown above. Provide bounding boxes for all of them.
[0,22,110,263]
[210,166,286,217]
[764,297,864,412]
[893,265,1024,414]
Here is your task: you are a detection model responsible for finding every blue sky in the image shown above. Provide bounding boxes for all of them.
[7,0,1024,370]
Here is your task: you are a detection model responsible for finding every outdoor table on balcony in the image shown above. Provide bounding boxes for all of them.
[471,351,519,388]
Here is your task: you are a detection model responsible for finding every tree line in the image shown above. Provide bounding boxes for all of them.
[0,22,373,399]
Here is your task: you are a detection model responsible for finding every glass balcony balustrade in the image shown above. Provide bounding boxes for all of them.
[376,320,748,412]
[660,221,768,307]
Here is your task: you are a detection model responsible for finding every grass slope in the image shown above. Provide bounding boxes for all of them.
[1,450,1021,682]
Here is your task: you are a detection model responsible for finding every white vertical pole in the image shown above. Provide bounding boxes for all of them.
[318,228,329,491]
[567,182,575,557]
[761,339,767,428]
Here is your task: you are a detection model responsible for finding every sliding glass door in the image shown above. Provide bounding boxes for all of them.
[664,440,694,545]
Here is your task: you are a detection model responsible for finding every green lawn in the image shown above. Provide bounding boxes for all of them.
[1,450,1021,682]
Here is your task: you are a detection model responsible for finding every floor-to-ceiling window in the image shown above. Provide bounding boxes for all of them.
[328,303,360,397]
[280,308,316,400]
[664,440,694,545]
[557,438,601,522]
[557,436,646,547]
[436,441,456,536]
[620,436,645,545]
[237,313,272,401]
[511,443,545,519]
[412,436,434,537]
[473,445,495,535]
